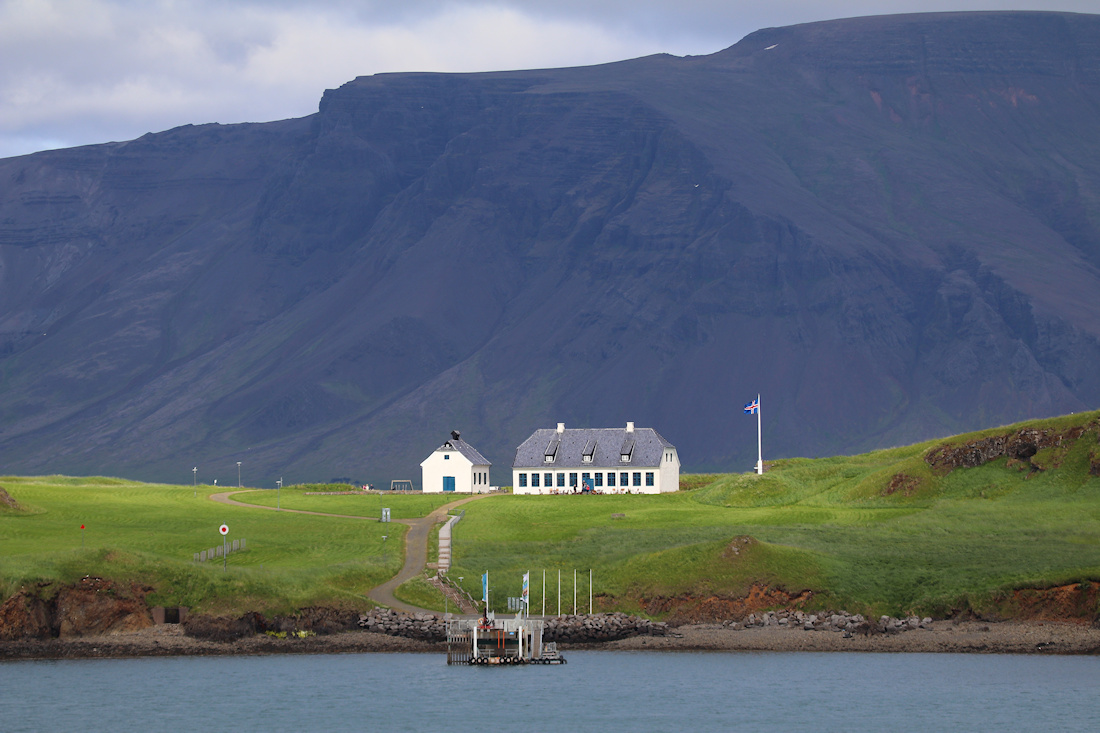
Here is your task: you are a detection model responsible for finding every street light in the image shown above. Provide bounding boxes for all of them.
[192,467,197,498]
[237,461,242,488]
[276,478,282,511]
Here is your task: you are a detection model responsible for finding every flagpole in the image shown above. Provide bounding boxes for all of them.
[757,393,763,475]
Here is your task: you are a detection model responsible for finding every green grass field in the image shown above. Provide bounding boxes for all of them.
[0,478,403,613]
[232,487,456,519]
[2,410,1099,619]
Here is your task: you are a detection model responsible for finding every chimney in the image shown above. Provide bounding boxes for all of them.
[626,421,634,432]
[557,423,565,433]
[451,430,461,440]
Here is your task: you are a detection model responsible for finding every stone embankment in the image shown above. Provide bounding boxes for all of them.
[355,609,670,643]
[544,613,670,642]
[357,608,448,641]
[723,609,933,635]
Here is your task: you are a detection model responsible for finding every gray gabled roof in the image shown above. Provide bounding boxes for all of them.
[512,425,674,469]
[432,431,491,466]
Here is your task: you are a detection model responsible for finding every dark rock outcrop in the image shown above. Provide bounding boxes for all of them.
[925,421,1100,473]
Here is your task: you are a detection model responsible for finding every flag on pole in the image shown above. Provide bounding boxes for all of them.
[482,572,489,604]
[744,398,759,414]
[521,571,530,609]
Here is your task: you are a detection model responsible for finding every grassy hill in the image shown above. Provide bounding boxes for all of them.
[2,410,1099,619]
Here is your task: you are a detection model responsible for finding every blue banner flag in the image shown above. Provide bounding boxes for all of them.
[744,398,759,414]
[482,572,489,603]
[521,571,529,601]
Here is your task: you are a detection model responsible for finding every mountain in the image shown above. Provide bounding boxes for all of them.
[2,11,1100,486]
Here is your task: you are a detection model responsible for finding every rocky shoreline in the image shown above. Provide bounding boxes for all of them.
[3,616,1098,661]
[4,579,1097,659]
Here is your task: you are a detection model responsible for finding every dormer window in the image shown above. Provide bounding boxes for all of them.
[620,434,635,463]
[544,435,560,463]
[581,439,596,464]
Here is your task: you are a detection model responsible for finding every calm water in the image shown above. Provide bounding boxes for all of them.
[2,651,1099,732]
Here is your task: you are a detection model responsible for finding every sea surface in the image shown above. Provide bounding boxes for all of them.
[3,651,1099,732]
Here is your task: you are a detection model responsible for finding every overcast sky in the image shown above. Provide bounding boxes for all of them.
[3,0,1100,159]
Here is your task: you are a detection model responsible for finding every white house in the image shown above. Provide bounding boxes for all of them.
[421,430,492,493]
[511,422,680,495]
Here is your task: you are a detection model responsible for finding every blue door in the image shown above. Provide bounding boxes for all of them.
[443,476,455,492]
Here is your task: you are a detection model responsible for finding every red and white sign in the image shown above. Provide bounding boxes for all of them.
[219,524,229,536]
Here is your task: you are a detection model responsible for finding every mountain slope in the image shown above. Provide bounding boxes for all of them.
[1,11,1100,484]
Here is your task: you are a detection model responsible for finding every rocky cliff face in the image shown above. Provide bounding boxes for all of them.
[1,11,1099,483]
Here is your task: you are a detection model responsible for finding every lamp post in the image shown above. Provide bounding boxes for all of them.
[192,467,197,498]
[276,478,282,511]
[237,461,242,488]
[381,535,388,565]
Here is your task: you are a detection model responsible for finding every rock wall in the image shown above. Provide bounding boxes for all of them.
[355,609,670,643]
[357,609,447,641]
[543,613,669,642]
[726,609,934,636]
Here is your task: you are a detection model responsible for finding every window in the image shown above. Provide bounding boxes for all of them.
[582,455,592,463]
[595,472,603,487]
[557,473,565,487]
[646,472,654,487]
[532,473,540,487]
[519,473,527,487]
[444,454,450,460]
[633,472,641,487]
[620,472,628,486]
[545,473,552,488]
[569,472,578,487]
[607,472,615,487]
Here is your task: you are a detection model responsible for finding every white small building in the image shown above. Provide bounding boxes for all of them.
[511,422,680,495]
[421,430,492,493]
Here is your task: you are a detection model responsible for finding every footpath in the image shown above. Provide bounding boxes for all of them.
[209,490,493,614]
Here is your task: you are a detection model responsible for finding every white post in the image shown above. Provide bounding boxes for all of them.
[557,569,561,616]
[542,570,546,617]
[589,569,593,615]
[756,393,763,475]
[573,569,577,615]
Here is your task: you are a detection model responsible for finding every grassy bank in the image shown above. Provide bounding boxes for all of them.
[2,410,1099,619]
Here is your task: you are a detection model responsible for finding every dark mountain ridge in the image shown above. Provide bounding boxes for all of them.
[1,11,1099,485]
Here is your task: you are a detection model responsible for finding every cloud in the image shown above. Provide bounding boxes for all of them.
[3,0,1100,158]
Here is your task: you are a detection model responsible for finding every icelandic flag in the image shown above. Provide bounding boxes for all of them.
[482,572,489,603]
[521,572,530,603]
[744,398,759,415]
